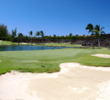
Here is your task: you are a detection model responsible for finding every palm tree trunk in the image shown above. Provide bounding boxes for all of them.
[98,37,101,49]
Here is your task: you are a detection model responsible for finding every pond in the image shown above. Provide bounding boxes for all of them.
[0,45,68,51]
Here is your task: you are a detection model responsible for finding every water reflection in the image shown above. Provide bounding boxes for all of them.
[0,45,68,51]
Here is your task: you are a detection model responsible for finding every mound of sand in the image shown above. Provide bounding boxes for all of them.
[0,63,110,100]
[92,54,110,58]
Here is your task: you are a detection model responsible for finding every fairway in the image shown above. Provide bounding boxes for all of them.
[0,48,110,74]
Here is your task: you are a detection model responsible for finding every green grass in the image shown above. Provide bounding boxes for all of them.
[0,47,110,74]
[0,40,17,45]
[0,40,83,47]
[35,43,83,47]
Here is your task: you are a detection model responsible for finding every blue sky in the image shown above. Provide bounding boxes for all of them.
[0,0,110,36]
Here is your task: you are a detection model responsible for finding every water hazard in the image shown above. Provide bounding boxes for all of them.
[0,45,68,51]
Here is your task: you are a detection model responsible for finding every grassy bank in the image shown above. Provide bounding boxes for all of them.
[35,43,83,47]
[0,40,83,47]
[0,47,110,74]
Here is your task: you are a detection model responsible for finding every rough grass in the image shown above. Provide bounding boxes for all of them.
[0,40,17,45]
[0,47,110,74]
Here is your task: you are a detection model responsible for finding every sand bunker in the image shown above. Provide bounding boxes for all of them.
[92,54,110,58]
[0,63,110,100]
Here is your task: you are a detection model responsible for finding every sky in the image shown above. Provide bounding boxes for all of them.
[0,0,110,36]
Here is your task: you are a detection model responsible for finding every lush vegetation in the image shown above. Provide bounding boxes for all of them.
[0,23,98,44]
[86,23,105,49]
[0,48,110,74]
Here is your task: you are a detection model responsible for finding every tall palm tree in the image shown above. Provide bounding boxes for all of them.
[29,31,33,37]
[86,24,105,49]
[35,31,41,44]
[94,25,105,49]
[40,31,45,44]
[40,31,44,38]
[86,24,95,48]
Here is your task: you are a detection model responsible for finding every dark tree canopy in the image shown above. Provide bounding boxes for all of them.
[0,24,9,39]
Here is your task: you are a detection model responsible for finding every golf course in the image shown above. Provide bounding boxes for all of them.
[0,43,110,74]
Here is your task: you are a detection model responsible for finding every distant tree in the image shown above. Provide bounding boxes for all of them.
[69,33,73,37]
[18,33,23,45]
[29,31,33,37]
[11,28,17,43]
[36,31,41,37]
[69,33,73,43]
[0,24,9,40]
[53,34,56,38]
[12,28,17,37]
[40,31,45,44]
[29,31,33,45]
[40,31,44,38]
[53,34,57,43]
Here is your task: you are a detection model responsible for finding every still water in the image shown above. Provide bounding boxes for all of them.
[0,45,68,51]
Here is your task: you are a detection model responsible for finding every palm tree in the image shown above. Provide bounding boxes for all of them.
[40,31,44,38]
[86,24,95,48]
[29,31,33,45]
[86,24,105,49]
[40,31,45,44]
[29,31,33,37]
[94,25,105,49]
[35,31,41,44]
[36,31,41,37]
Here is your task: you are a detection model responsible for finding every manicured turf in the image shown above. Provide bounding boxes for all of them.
[0,47,110,74]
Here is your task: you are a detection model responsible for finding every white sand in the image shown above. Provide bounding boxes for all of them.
[0,63,110,100]
[92,54,110,58]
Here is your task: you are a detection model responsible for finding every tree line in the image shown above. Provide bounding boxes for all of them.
[0,23,106,49]
[0,24,89,42]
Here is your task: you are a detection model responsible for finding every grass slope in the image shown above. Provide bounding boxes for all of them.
[0,48,110,74]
